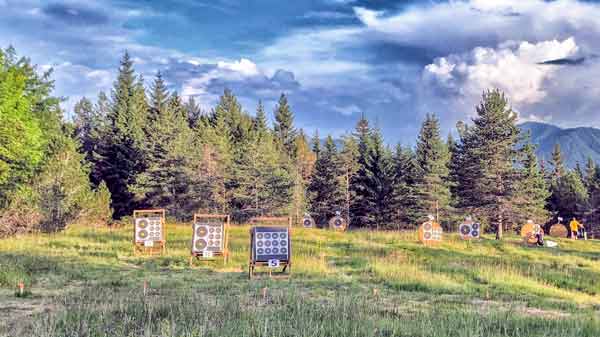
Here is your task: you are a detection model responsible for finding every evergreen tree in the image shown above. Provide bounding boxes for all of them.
[456,90,520,239]
[94,52,147,218]
[339,135,359,221]
[414,114,451,221]
[308,136,344,225]
[185,96,202,128]
[391,144,420,227]
[212,89,252,145]
[550,143,565,179]
[253,100,268,137]
[273,93,297,158]
[350,119,395,229]
[132,83,198,219]
[513,141,550,224]
[552,170,589,220]
[585,157,596,190]
[148,71,168,123]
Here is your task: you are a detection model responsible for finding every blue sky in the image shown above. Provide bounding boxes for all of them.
[2,0,600,143]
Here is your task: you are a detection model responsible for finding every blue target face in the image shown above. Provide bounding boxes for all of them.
[252,227,290,262]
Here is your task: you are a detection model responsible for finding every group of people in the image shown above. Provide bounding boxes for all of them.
[568,217,587,240]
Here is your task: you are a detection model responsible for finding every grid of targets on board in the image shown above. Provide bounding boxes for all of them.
[460,222,480,238]
[422,222,442,241]
[136,217,162,241]
[193,222,224,253]
[255,230,289,258]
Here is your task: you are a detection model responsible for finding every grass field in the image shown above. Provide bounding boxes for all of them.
[1,223,600,336]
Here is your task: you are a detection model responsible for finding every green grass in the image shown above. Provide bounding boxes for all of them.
[1,224,600,336]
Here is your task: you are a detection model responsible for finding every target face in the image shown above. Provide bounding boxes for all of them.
[135,217,162,242]
[192,222,224,254]
[549,224,568,238]
[302,216,315,228]
[252,226,290,262]
[459,220,481,240]
[329,216,347,231]
[418,221,443,245]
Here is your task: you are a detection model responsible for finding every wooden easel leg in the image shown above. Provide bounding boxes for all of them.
[189,256,194,268]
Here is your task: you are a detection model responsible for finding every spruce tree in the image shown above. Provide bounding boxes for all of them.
[414,114,451,221]
[307,136,344,225]
[457,90,520,240]
[94,52,147,218]
[513,141,550,224]
[339,135,359,221]
[550,143,565,179]
[391,144,420,227]
[273,93,297,158]
[253,100,268,138]
[185,96,202,128]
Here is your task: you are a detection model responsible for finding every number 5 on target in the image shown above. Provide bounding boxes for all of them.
[267,259,280,268]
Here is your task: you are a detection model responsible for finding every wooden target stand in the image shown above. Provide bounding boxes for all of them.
[248,216,292,280]
[189,214,230,268]
[133,209,166,256]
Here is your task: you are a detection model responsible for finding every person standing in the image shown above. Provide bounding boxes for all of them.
[569,218,580,239]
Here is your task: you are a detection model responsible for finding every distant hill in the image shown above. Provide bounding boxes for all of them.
[520,122,600,168]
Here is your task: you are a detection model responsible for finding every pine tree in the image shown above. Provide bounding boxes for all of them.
[414,114,451,221]
[94,52,147,218]
[550,143,565,179]
[212,89,252,145]
[350,119,395,229]
[585,157,596,190]
[148,71,168,123]
[456,90,520,240]
[552,170,589,220]
[253,100,268,137]
[338,135,359,221]
[513,141,550,224]
[185,96,202,128]
[308,136,344,225]
[273,93,297,158]
[391,144,420,227]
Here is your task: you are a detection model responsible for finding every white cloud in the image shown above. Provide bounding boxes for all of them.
[217,58,260,76]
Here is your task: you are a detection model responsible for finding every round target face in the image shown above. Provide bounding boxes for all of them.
[215,227,221,233]
[472,230,479,237]
[208,240,213,246]
[335,219,342,226]
[196,227,208,237]
[424,232,432,240]
[460,225,471,235]
[265,248,272,254]
[257,241,263,247]
[280,233,287,239]
[272,240,279,246]
[215,234,221,240]
[423,222,433,231]
[195,239,207,250]
[265,240,272,247]
[272,247,279,254]
[280,240,287,246]
[304,219,312,227]
[281,248,287,254]
[209,228,214,233]
[209,234,214,239]
[272,233,279,239]
[257,248,264,254]
[138,230,148,238]
[137,219,149,229]
[472,223,480,230]
[257,233,263,239]
[264,233,271,239]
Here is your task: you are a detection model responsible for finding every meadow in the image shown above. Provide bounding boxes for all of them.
[1,223,600,337]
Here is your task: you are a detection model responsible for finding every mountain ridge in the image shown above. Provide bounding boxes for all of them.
[519,121,600,167]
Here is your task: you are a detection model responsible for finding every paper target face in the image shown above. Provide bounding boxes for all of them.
[192,222,224,253]
[459,221,481,239]
[252,226,290,262]
[419,221,443,244]
[135,217,162,242]
[302,216,314,228]
[329,216,347,231]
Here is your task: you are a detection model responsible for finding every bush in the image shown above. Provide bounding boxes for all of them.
[0,187,41,238]
[78,181,113,227]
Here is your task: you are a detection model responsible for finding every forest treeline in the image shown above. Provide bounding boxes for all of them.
[2,49,600,238]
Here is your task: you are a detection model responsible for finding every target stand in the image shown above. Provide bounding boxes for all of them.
[248,216,292,279]
[133,209,166,256]
[458,218,481,240]
[189,213,230,267]
[418,220,443,245]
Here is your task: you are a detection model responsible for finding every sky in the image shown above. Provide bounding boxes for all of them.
[2,0,600,144]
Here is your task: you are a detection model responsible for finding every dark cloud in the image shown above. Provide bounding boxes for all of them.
[538,57,586,66]
[43,3,109,26]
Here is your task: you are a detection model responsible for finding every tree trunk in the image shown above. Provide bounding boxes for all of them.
[496,208,503,240]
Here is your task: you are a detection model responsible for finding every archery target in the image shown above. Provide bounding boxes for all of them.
[459,220,481,240]
[252,226,290,262]
[135,217,162,243]
[521,223,543,245]
[192,222,224,254]
[328,216,347,231]
[549,224,568,238]
[418,221,443,245]
[302,216,315,228]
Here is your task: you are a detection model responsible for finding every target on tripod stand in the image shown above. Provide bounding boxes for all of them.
[329,215,347,231]
[418,220,442,245]
[251,226,290,262]
[192,222,224,254]
[302,215,315,228]
[459,218,481,240]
